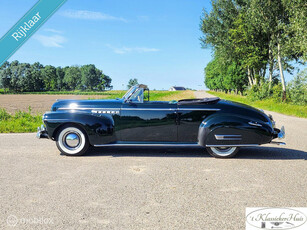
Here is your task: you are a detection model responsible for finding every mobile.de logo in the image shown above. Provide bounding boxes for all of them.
[246,208,307,230]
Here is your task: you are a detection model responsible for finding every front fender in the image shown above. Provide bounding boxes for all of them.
[198,114,274,147]
[43,111,118,145]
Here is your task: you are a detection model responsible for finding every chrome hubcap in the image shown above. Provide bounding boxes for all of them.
[64,133,80,148]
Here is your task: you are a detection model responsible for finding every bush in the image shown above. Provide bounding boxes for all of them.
[288,69,307,105]
[0,108,42,133]
[271,84,283,102]
[246,81,271,101]
[0,108,11,120]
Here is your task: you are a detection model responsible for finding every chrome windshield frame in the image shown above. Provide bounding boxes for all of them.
[122,85,138,101]
[122,84,148,103]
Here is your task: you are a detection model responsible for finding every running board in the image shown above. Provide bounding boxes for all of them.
[94,143,285,148]
[94,143,199,147]
[206,144,259,147]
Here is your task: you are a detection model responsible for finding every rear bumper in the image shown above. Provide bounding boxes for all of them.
[36,125,49,139]
[271,126,285,145]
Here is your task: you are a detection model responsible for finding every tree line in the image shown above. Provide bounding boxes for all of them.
[200,0,306,101]
[0,61,112,93]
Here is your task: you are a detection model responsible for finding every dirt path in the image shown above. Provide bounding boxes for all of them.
[194,91,307,152]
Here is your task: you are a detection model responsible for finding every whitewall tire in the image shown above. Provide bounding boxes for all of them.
[56,126,89,156]
[206,147,239,158]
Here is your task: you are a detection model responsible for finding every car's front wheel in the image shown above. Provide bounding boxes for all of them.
[206,146,239,158]
[56,125,89,156]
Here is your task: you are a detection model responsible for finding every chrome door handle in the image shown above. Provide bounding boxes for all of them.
[248,121,262,127]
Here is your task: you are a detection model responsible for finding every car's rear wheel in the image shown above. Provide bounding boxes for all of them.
[56,125,89,156]
[206,146,239,158]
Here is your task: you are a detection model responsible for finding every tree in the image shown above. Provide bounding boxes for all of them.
[229,11,268,86]
[9,60,23,92]
[81,64,100,90]
[205,55,247,93]
[283,0,307,61]
[56,67,65,91]
[99,74,112,90]
[0,61,11,92]
[248,0,306,100]
[42,65,57,91]
[63,66,82,90]
[200,0,306,100]
[0,61,112,92]
[127,78,138,89]
[288,68,307,105]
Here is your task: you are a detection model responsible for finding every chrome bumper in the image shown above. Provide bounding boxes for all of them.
[36,125,48,139]
[271,126,285,145]
[278,126,285,139]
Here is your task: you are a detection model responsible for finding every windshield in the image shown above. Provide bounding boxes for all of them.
[129,88,144,103]
[122,86,138,100]
[122,84,148,103]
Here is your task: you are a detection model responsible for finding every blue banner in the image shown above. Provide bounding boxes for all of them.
[0,0,67,66]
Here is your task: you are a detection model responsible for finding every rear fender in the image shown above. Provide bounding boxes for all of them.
[198,114,274,147]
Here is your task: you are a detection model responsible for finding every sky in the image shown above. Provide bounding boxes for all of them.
[0,0,301,90]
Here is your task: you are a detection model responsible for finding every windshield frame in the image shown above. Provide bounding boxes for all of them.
[122,84,149,103]
[122,85,138,101]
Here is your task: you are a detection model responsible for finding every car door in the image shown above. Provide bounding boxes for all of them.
[119,100,178,142]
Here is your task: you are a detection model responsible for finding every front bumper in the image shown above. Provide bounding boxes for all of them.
[36,125,49,139]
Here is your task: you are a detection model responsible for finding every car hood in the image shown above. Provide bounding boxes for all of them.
[51,99,123,111]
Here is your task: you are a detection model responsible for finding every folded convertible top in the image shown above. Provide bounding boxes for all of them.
[177,97,220,105]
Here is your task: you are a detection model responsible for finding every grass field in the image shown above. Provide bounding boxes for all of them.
[208,91,307,118]
[0,90,195,133]
[0,108,42,133]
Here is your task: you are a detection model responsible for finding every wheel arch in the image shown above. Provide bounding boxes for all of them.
[52,122,88,141]
[44,111,117,145]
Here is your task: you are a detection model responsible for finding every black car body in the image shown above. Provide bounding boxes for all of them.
[37,84,285,158]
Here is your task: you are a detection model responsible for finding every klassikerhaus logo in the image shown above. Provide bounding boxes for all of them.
[246,208,307,230]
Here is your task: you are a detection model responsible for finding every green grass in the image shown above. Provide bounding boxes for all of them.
[208,91,307,118]
[0,108,42,133]
[149,90,195,101]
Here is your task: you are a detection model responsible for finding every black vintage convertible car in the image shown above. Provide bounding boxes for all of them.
[37,84,285,158]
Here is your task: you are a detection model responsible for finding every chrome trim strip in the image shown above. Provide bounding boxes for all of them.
[248,121,262,127]
[92,110,120,114]
[121,108,177,111]
[178,108,220,111]
[94,143,199,147]
[59,107,220,112]
[215,134,242,140]
[58,108,119,110]
[206,144,259,147]
[43,119,70,122]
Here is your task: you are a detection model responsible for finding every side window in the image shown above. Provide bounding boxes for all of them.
[130,88,144,103]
